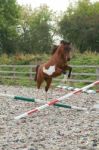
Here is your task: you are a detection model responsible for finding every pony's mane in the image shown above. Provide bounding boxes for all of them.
[51,40,71,55]
[51,45,58,55]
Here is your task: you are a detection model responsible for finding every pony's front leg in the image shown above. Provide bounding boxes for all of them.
[62,72,68,83]
[63,65,72,78]
[62,65,72,83]
[67,66,72,78]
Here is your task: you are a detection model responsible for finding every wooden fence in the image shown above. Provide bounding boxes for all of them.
[0,65,99,83]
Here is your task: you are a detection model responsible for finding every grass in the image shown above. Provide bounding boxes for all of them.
[70,51,99,65]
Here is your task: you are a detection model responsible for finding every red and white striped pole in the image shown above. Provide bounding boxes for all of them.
[15,81,99,120]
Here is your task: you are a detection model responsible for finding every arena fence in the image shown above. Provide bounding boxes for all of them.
[0,65,99,83]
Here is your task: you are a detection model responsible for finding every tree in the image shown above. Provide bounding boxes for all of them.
[0,0,20,54]
[29,5,53,53]
[17,5,54,53]
[59,0,99,52]
[16,6,33,53]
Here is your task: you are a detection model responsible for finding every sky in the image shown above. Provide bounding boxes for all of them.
[17,0,99,12]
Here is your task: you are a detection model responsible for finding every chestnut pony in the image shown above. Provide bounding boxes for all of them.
[34,40,72,94]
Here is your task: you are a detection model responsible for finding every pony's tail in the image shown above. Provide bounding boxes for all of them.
[34,65,40,81]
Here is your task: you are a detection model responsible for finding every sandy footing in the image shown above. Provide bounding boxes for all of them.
[0,85,99,150]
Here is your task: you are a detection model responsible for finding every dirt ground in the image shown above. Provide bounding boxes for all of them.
[0,85,99,150]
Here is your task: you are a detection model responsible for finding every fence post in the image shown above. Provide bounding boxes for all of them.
[29,66,33,80]
[96,67,99,80]
[13,66,16,79]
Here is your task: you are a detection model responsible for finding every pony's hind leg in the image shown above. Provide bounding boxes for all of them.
[36,77,44,99]
[34,65,40,81]
[45,78,52,101]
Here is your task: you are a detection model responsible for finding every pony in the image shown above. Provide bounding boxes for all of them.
[51,40,72,78]
[34,40,72,98]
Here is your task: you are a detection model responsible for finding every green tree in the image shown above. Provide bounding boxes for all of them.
[17,5,54,53]
[29,5,53,53]
[16,6,32,53]
[0,0,20,54]
[59,0,99,52]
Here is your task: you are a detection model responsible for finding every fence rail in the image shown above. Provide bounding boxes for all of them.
[0,65,99,83]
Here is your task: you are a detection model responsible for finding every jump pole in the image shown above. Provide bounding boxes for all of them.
[57,86,99,94]
[0,94,86,110]
[15,97,86,110]
[15,80,99,120]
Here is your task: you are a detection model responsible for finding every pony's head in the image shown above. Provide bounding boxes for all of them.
[57,40,71,61]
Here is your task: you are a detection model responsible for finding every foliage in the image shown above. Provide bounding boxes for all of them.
[30,5,53,53]
[0,51,99,65]
[0,0,20,54]
[0,0,99,54]
[71,51,99,65]
[17,5,54,53]
[58,0,99,52]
